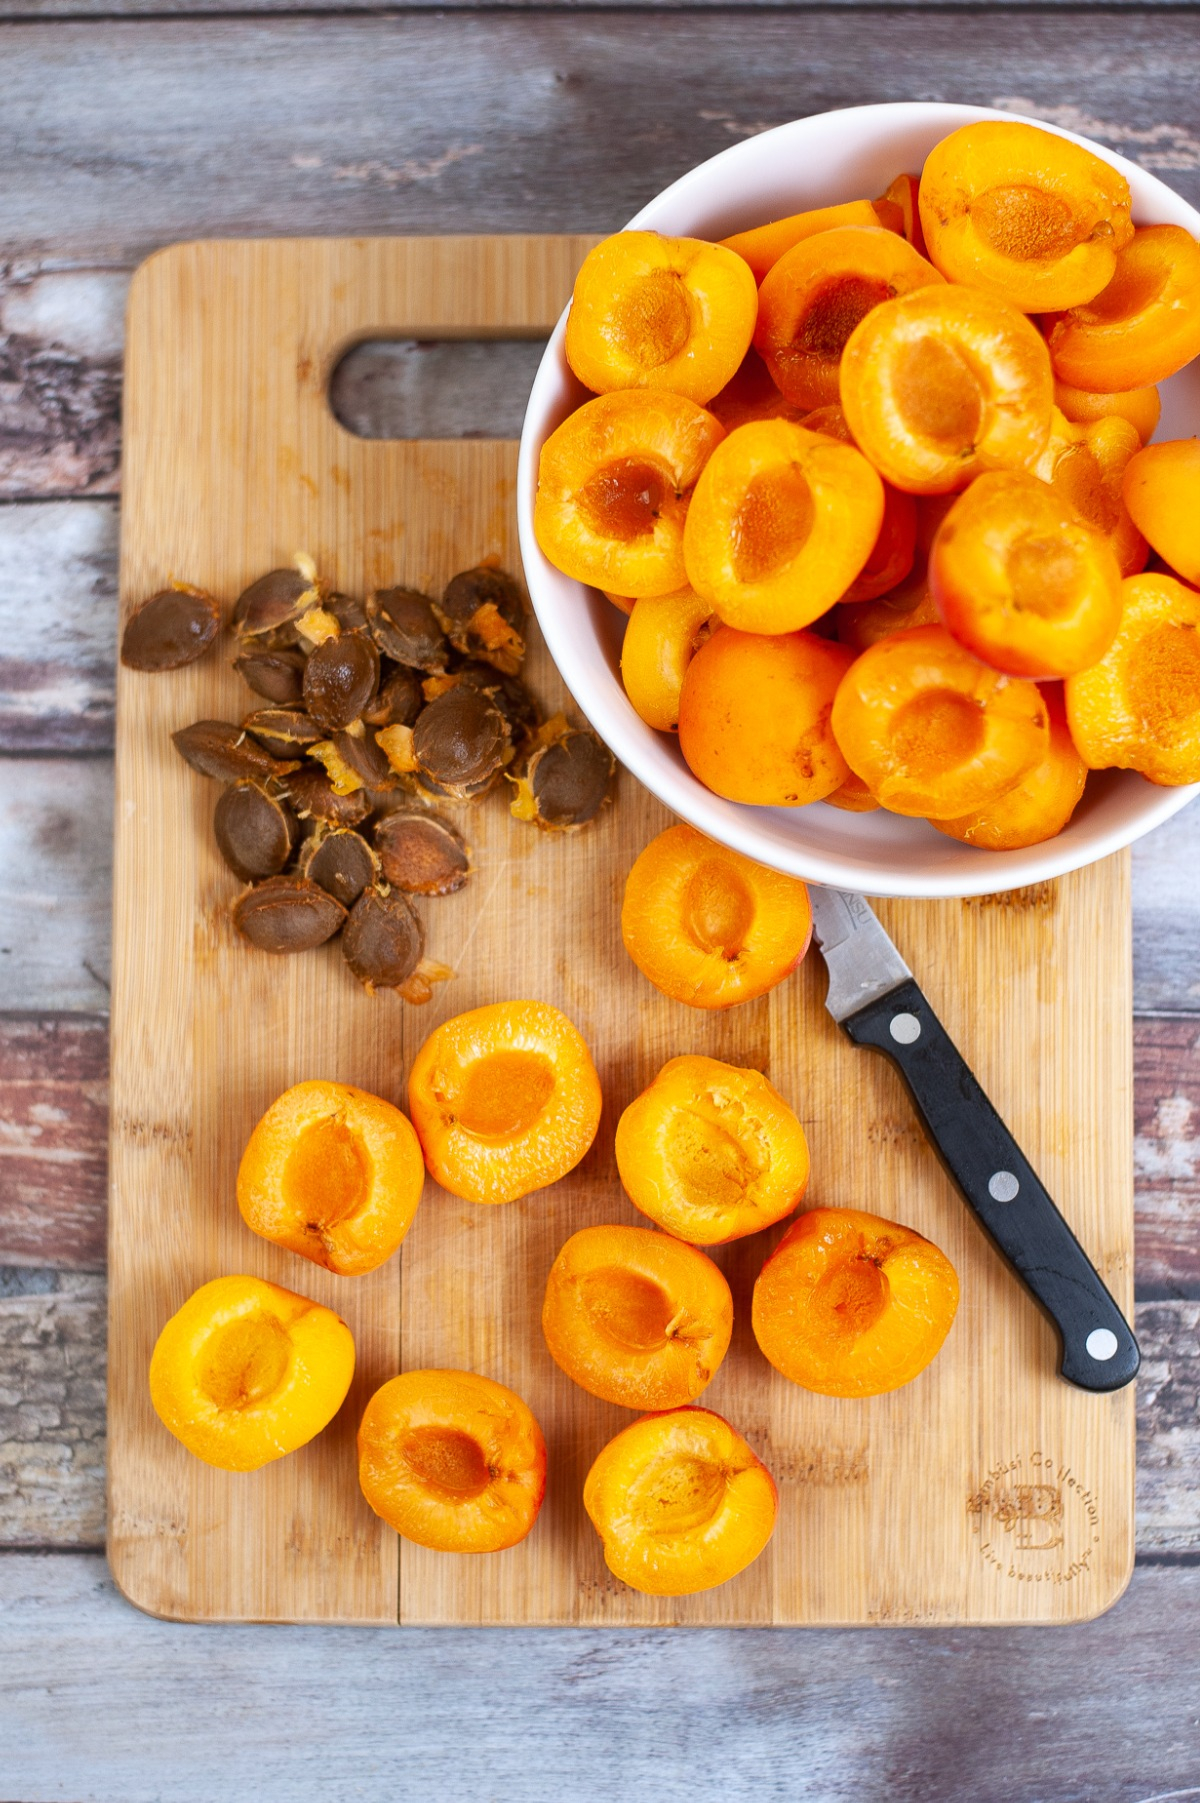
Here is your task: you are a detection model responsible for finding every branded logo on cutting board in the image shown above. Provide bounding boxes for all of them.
[967,1453,1101,1585]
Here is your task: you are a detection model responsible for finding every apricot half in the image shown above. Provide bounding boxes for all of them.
[357,1369,546,1552]
[682,419,884,634]
[707,348,809,433]
[721,196,885,282]
[831,623,1049,817]
[534,389,724,596]
[918,120,1133,312]
[836,566,940,654]
[934,682,1087,849]
[840,284,1053,494]
[583,1407,777,1595]
[149,1274,355,1471]
[678,624,853,806]
[842,482,918,604]
[755,225,944,410]
[1066,572,1200,785]
[752,1206,959,1397]
[565,231,758,404]
[542,1224,733,1408]
[929,470,1124,678]
[1046,225,1200,391]
[621,824,812,1010]
[1054,378,1161,445]
[621,586,714,732]
[1033,409,1147,577]
[1122,439,1200,586]
[237,1079,425,1276]
[407,1000,602,1204]
[616,1054,810,1246]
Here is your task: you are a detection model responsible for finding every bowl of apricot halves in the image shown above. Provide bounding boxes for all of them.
[517,101,1200,897]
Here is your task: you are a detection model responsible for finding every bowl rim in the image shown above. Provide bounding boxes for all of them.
[516,99,1200,898]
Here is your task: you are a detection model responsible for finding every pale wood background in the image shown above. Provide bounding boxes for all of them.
[2,8,1200,1796]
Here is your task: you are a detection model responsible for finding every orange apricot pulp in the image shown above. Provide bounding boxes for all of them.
[1033,408,1146,577]
[1046,225,1200,391]
[583,1407,777,1595]
[149,1274,355,1471]
[755,225,944,410]
[621,824,812,1009]
[682,419,884,634]
[615,1054,810,1246]
[1122,439,1200,585]
[824,768,881,812]
[802,401,855,442]
[566,231,757,405]
[237,1079,424,1276]
[721,197,886,283]
[934,682,1087,849]
[534,389,724,596]
[1054,378,1161,445]
[752,1206,959,1397]
[708,347,809,432]
[542,1224,733,1408]
[842,482,918,604]
[830,623,1049,817]
[874,173,926,256]
[836,566,941,653]
[603,590,636,616]
[929,470,1124,678]
[1066,572,1200,785]
[407,1000,602,1204]
[839,284,1053,494]
[678,624,853,806]
[918,120,1133,312]
[357,1369,545,1552]
[621,586,714,732]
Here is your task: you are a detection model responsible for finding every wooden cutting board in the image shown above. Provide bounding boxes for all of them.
[108,236,1135,1627]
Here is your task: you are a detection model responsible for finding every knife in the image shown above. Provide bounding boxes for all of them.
[807,885,1139,1394]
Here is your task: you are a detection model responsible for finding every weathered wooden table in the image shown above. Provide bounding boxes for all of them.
[2,11,1199,1798]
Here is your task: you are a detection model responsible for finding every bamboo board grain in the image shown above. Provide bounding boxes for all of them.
[108,237,1135,1627]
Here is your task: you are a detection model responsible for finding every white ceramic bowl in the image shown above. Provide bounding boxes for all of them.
[517,100,1200,898]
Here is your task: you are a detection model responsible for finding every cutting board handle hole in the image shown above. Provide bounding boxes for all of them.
[329,337,549,441]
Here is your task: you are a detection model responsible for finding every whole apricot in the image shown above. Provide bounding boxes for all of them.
[149,1274,355,1471]
[583,1407,777,1595]
[1122,439,1200,586]
[752,1206,959,1397]
[1046,225,1200,391]
[933,683,1087,849]
[621,824,812,1010]
[542,1224,733,1408]
[620,586,715,732]
[1066,571,1200,785]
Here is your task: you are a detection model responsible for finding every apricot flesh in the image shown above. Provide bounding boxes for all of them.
[583,1406,778,1595]
[1066,572,1200,785]
[407,1001,602,1204]
[620,586,714,732]
[357,1369,546,1552]
[149,1274,355,1471]
[934,682,1087,849]
[752,1206,959,1397]
[616,1053,810,1246]
[1033,409,1147,578]
[542,1224,733,1408]
[1054,378,1160,445]
[1122,439,1200,586]
[622,824,812,1010]
[1046,225,1200,391]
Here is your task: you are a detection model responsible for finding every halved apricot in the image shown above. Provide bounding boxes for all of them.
[1122,439,1200,585]
[1046,225,1200,391]
[824,768,881,812]
[237,1079,425,1277]
[830,623,1049,817]
[929,469,1123,677]
[621,824,812,1009]
[752,1206,959,1397]
[721,196,886,283]
[934,682,1087,849]
[1066,571,1200,785]
[616,1054,810,1246]
[565,231,758,405]
[1033,408,1146,577]
[621,586,715,732]
[1054,377,1161,445]
[840,284,1053,494]
[534,390,724,596]
[682,420,883,634]
[755,225,944,410]
[542,1224,733,1408]
[583,1406,777,1595]
[602,590,636,616]
[842,482,918,604]
[874,172,926,257]
[836,566,940,653]
[149,1275,355,1471]
[357,1369,546,1552]
[407,1001,602,1204]
[919,120,1133,311]
[678,624,853,806]
[708,347,809,432]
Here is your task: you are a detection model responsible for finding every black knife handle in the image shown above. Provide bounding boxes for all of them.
[842,977,1138,1394]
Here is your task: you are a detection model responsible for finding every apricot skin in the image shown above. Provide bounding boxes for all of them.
[621,587,714,732]
[752,1206,959,1397]
[542,1224,733,1408]
[1066,572,1200,786]
[1046,225,1200,391]
[1054,379,1160,445]
[1122,440,1200,586]
[721,197,886,282]
[934,684,1087,850]
[1033,409,1147,579]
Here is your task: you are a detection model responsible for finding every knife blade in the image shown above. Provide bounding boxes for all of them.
[808,885,1139,1394]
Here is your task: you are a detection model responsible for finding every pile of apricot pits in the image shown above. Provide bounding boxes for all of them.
[535,119,1200,848]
